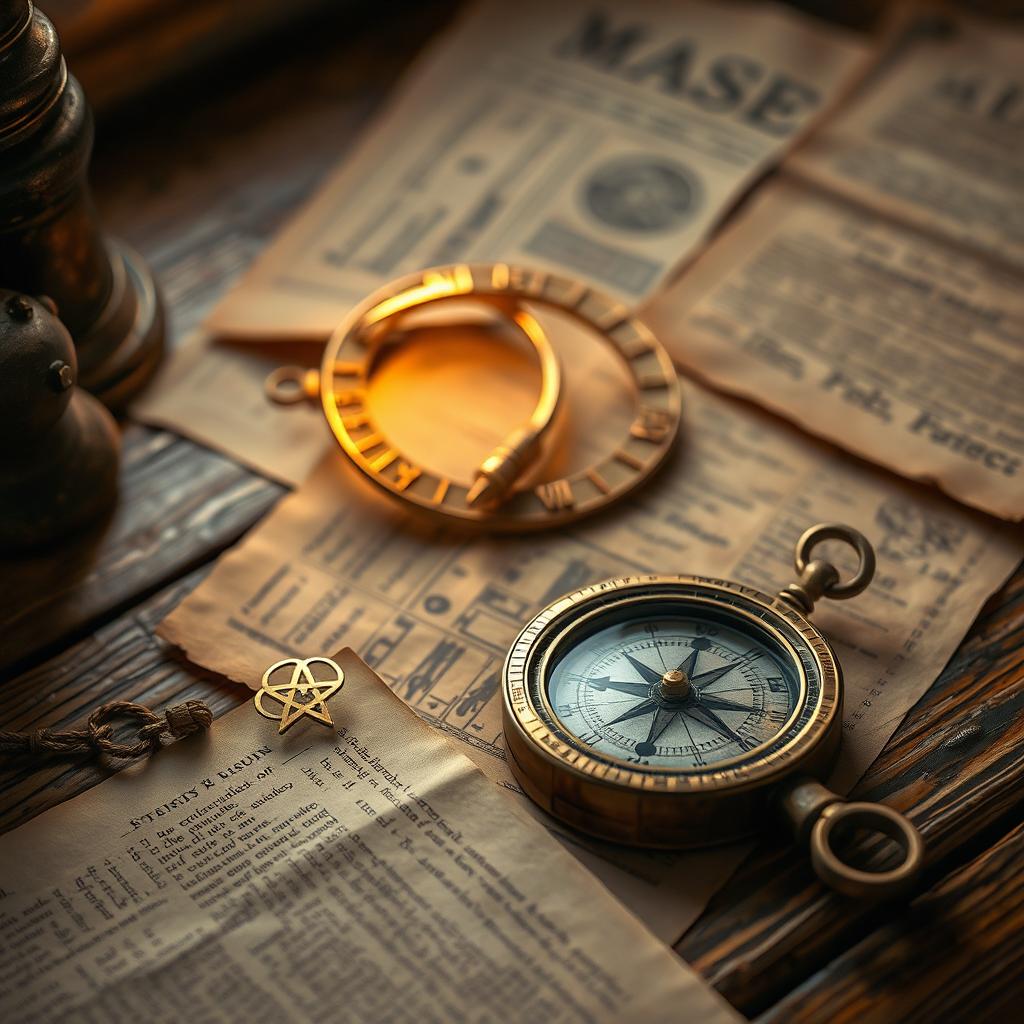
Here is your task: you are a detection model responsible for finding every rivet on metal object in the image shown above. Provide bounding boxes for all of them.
[48,360,74,392]
[5,296,33,322]
[942,721,984,751]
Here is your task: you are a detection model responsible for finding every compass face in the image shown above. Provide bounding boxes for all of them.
[503,577,843,846]
[546,608,801,769]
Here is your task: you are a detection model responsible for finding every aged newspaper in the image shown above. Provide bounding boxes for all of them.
[0,651,740,1024]
[158,373,1023,937]
[788,10,1024,271]
[134,0,869,484]
[204,0,868,337]
[136,333,328,486]
[644,178,1024,520]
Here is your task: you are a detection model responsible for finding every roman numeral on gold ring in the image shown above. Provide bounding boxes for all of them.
[536,479,575,511]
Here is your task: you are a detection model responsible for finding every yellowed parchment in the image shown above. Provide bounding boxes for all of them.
[134,0,870,485]
[203,0,868,338]
[644,177,1024,520]
[788,9,1024,271]
[0,651,740,1024]
[156,354,1023,940]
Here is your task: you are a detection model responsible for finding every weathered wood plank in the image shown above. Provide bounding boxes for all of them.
[2,8,454,675]
[0,428,282,678]
[4,562,1024,977]
[755,817,1024,1024]
[675,567,1024,1014]
[0,568,248,835]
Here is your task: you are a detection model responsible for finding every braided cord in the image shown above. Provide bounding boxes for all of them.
[0,699,213,762]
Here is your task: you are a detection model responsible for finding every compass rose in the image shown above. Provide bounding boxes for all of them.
[254,657,345,734]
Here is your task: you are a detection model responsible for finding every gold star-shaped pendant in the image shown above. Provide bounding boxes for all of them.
[253,657,345,734]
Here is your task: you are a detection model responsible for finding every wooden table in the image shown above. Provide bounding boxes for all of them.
[3,5,1023,1020]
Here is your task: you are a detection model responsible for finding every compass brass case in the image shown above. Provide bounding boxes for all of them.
[501,523,924,899]
[502,577,842,848]
[268,263,681,531]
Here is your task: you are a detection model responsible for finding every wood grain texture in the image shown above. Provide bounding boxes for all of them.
[91,0,457,340]
[1,556,1022,1024]
[0,428,282,678]
[756,817,1024,1023]
[0,570,248,835]
[676,567,1024,1015]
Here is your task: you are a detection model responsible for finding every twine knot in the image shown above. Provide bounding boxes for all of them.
[164,700,214,738]
[1,699,214,763]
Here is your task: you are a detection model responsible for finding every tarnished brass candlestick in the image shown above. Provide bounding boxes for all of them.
[0,0,164,409]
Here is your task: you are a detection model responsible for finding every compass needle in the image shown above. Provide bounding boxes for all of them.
[700,693,756,714]
[604,698,659,728]
[621,652,662,684]
[675,647,699,677]
[685,703,751,750]
[585,677,649,699]
[691,650,761,690]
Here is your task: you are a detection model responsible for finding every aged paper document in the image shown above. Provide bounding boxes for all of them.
[135,0,868,482]
[644,179,1024,520]
[158,374,1022,935]
[788,11,1024,271]
[0,651,740,1024]
[135,333,328,486]
[205,0,867,337]
[159,379,1022,790]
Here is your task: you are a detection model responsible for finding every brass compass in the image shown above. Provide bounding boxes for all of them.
[502,523,925,899]
[267,263,680,530]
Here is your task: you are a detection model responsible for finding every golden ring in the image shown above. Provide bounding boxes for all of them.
[269,262,681,530]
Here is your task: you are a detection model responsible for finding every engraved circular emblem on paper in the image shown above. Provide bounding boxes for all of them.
[582,156,701,233]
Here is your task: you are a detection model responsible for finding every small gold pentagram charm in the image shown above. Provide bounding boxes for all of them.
[253,657,345,734]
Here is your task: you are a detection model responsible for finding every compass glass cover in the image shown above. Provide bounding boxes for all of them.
[544,601,806,770]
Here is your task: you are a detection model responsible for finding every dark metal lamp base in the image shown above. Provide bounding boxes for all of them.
[76,241,165,411]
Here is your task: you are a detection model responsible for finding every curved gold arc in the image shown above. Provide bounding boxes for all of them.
[315,262,681,531]
[359,295,562,510]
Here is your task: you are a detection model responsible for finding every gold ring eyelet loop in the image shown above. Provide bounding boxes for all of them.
[809,800,924,900]
[265,365,319,406]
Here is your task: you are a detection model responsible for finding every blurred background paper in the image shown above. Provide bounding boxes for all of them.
[202,0,869,338]
[789,10,1024,272]
[644,178,1024,520]
[645,9,1024,521]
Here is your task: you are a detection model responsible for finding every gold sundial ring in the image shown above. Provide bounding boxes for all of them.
[268,263,681,530]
